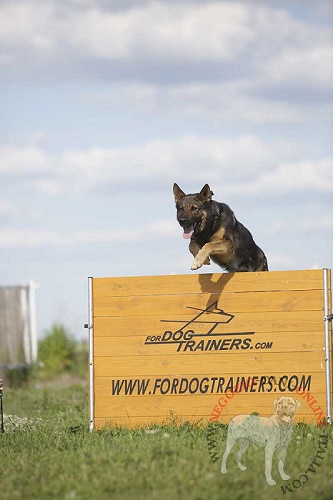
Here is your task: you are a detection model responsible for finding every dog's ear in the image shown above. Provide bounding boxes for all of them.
[293,398,301,410]
[173,183,186,204]
[273,398,279,410]
[198,184,213,203]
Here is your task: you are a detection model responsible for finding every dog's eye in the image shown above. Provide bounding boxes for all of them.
[191,206,199,212]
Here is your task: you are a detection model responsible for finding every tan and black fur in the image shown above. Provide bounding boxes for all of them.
[173,183,268,272]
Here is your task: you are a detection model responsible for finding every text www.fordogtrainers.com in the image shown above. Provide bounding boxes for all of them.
[111,375,311,396]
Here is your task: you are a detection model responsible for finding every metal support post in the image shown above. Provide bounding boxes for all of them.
[323,268,332,424]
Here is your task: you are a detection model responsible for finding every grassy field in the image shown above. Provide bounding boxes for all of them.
[1,384,332,500]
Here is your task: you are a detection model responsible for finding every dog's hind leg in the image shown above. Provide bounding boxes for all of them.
[264,445,276,486]
[236,438,250,471]
[277,449,290,481]
[221,435,237,474]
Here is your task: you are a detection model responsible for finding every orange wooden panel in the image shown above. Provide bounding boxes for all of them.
[94,392,327,419]
[93,351,325,378]
[94,310,324,338]
[93,331,325,357]
[94,410,326,428]
[94,374,325,399]
[90,269,332,430]
[93,289,324,317]
[92,269,327,298]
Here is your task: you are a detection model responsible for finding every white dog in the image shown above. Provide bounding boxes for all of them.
[221,397,301,486]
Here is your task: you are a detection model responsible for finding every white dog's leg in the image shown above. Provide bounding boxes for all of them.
[236,438,249,471]
[221,438,236,474]
[264,446,276,486]
[277,450,290,480]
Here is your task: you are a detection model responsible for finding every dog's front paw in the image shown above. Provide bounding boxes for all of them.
[191,262,201,271]
[191,254,207,270]
[191,259,202,270]
[266,478,276,486]
[221,466,227,475]
[237,463,247,472]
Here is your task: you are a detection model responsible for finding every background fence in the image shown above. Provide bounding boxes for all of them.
[0,281,37,370]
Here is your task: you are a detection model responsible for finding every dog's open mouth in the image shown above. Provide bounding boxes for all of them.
[182,222,200,239]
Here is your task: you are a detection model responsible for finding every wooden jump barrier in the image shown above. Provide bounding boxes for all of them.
[87,269,332,430]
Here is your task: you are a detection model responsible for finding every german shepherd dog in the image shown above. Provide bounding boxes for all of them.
[173,184,268,272]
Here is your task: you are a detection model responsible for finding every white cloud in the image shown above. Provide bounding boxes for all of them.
[263,213,333,238]
[81,78,332,124]
[1,0,331,128]
[228,158,333,195]
[1,135,275,193]
[263,45,333,88]
[0,1,58,76]
[0,1,256,63]
[0,219,178,248]
[1,0,331,94]
[2,137,332,198]
[31,180,63,197]
[0,147,51,175]
[0,229,63,248]
[0,200,15,217]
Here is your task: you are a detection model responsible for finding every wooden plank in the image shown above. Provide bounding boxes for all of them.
[92,269,326,298]
[94,392,327,418]
[93,331,325,357]
[93,310,323,338]
[93,289,324,317]
[94,411,324,428]
[94,351,325,377]
[94,374,325,398]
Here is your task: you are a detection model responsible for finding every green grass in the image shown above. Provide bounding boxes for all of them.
[1,386,332,500]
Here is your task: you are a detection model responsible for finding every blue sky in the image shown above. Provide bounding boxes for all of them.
[1,0,332,339]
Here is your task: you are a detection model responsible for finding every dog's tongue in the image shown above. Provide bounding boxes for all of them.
[183,226,194,239]
[282,415,291,423]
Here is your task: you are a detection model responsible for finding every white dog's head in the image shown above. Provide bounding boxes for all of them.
[273,396,301,425]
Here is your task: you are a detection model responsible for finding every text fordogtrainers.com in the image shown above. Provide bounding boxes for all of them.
[110,374,311,396]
